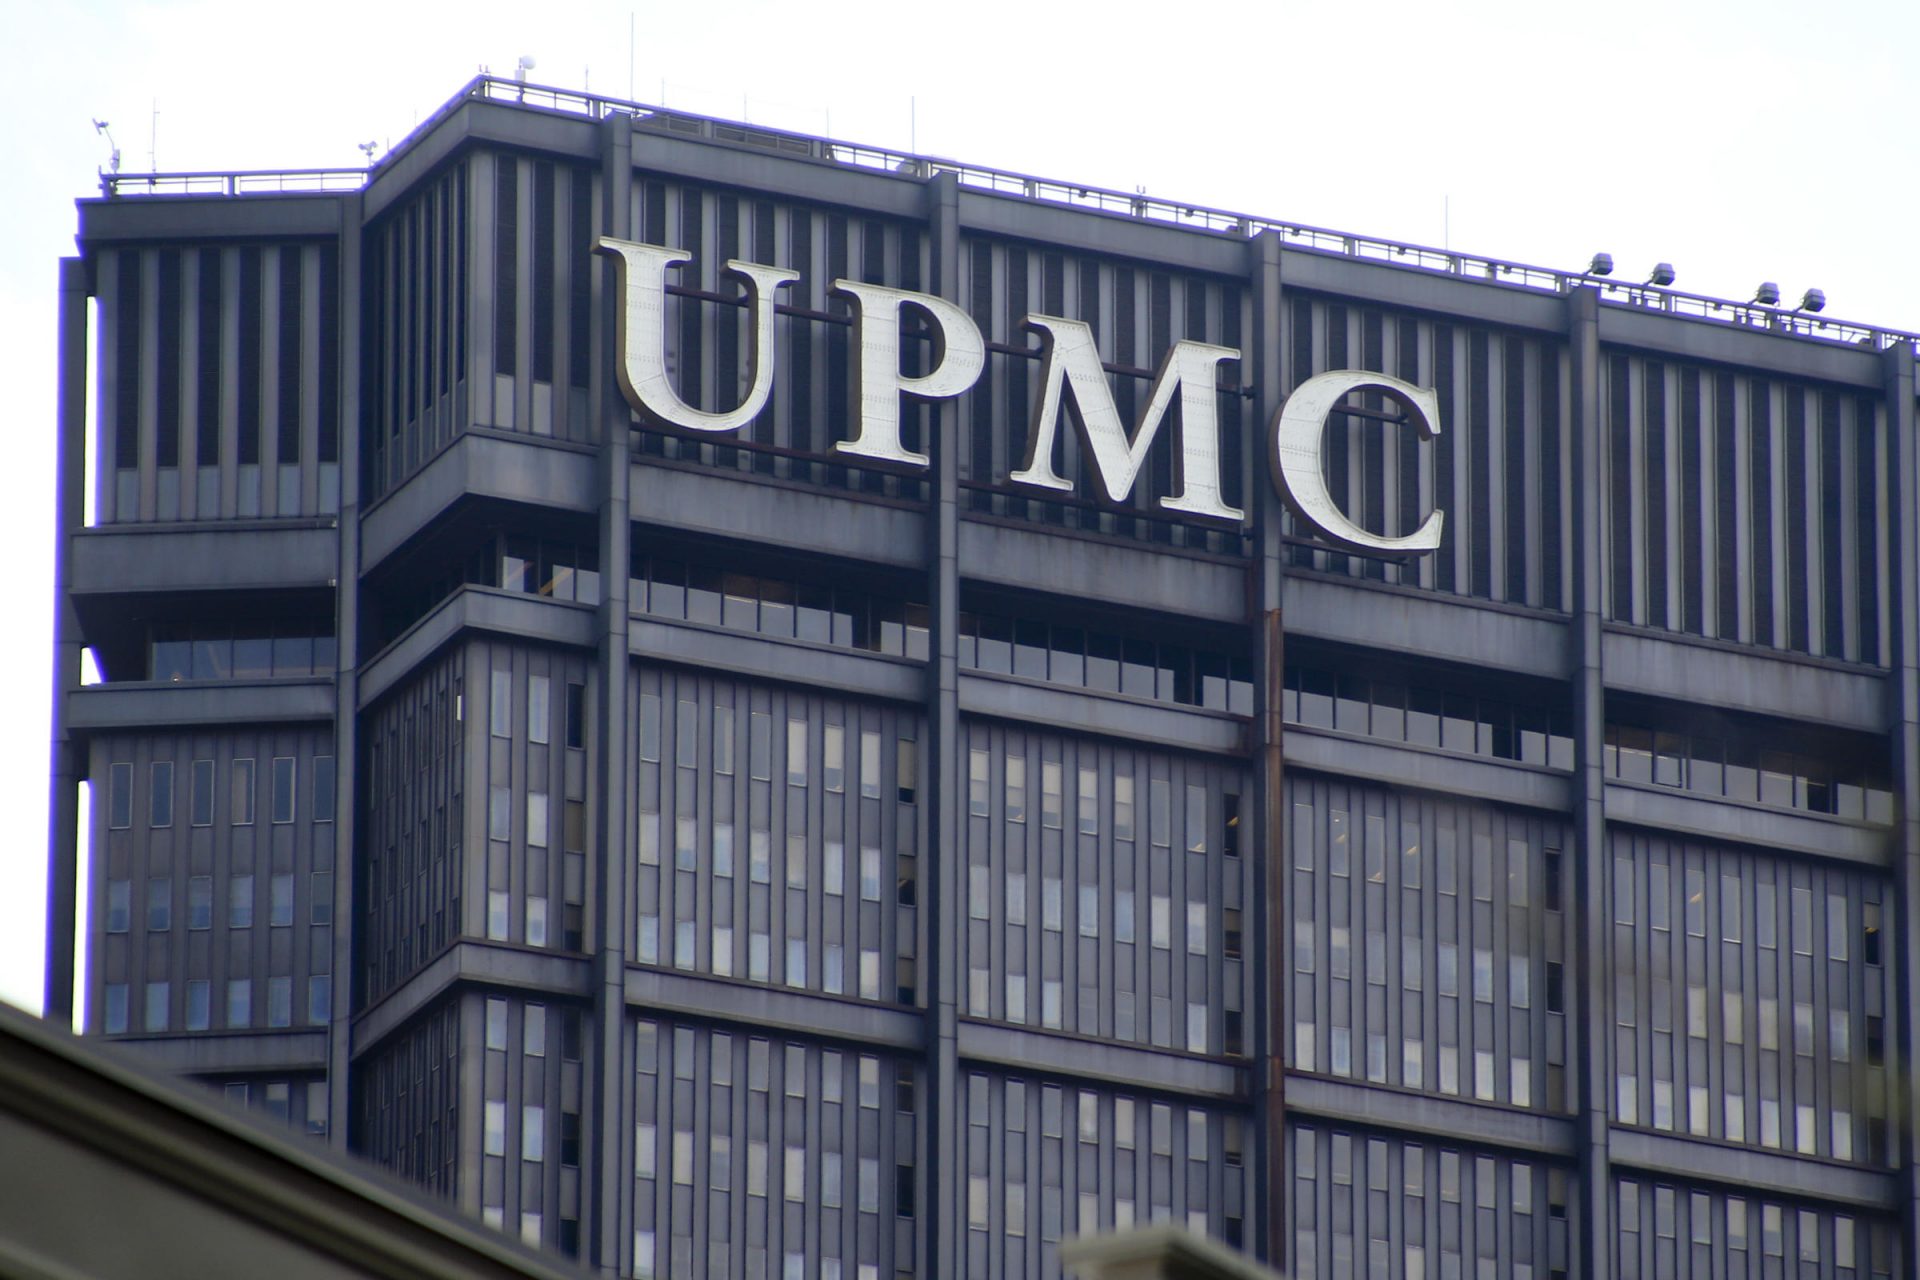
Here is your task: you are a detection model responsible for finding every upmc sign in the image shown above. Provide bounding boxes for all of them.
[596,238,1444,556]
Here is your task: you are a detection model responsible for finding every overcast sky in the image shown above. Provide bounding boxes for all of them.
[3,0,1917,1017]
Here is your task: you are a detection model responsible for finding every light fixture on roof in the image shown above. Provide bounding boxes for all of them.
[1586,252,1614,277]
[92,118,120,174]
[515,55,537,83]
[358,141,376,163]
[1797,288,1827,314]
[1751,281,1781,306]
[1646,262,1676,287]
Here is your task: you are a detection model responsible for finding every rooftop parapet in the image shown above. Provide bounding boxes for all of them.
[95,74,1920,356]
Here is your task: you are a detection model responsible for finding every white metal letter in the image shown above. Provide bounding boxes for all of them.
[829,280,985,466]
[594,237,798,433]
[1272,370,1445,554]
[1010,315,1244,521]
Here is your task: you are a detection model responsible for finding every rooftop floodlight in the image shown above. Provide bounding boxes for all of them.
[1647,262,1676,287]
[1752,281,1781,306]
[515,55,537,82]
[1587,252,1614,276]
[1799,287,1827,313]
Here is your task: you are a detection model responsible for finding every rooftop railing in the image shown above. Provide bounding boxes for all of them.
[98,168,368,198]
[97,74,1919,355]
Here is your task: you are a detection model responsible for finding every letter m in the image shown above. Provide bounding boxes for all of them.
[1009,315,1243,521]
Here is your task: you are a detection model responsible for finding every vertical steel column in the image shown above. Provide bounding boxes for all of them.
[328,193,365,1150]
[1566,285,1611,1279]
[1246,229,1288,1267]
[923,167,963,1280]
[591,112,634,1279]
[1881,342,1920,1263]
[44,257,91,1025]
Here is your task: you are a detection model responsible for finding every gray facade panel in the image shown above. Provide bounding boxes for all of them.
[1284,775,1574,1116]
[1603,829,1898,1169]
[1612,1173,1900,1279]
[88,728,337,1071]
[1286,1122,1574,1280]
[630,1017,923,1280]
[629,666,925,1010]
[956,1068,1251,1273]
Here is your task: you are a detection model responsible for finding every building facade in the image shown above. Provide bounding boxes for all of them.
[46,76,1920,1279]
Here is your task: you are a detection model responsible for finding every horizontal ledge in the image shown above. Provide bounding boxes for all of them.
[1609,1127,1897,1211]
[101,1030,328,1076]
[960,673,1246,756]
[353,941,591,1057]
[1604,782,1890,867]
[68,679,335,731]
[958,1021,1244,1100]
[1283,1074,1577,1157]
[630,618,924,704]
[1286,729,1573,814]
[624,968,924,1052]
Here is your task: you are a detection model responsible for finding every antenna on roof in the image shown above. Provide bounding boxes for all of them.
[91,119,120,175]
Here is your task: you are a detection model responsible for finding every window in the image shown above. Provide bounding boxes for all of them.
[270,756,295,823]
[227,979,250,1027]
[186,979,210,1031]
[267,976,292,1027]
[231,759,255,824]
[523,1106,545,1162]
[147,878,171,932]
[313,756,334,822]
[860,731,880,799]
[108,762,133,829]
[229,875,254,928]
[527,791,549,847]
[308,975,331,1024]
[565,683,585,749]
[104,984,128,1033]
[190,759,214,826]
[149,761,173,827]
[490,670,512,738]
[270,873,294,926]
[529,676,550,745]
[105,880,129,933]
[188,876,212,930]
[787,719,807,786]
[897,738,917,803]
[144,982,169,1032]
[485,1101,506,1156]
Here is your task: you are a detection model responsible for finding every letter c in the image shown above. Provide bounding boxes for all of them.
[1271,370,1445,555]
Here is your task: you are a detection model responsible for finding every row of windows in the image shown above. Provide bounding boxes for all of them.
[1287,782,1570,1111]
[105,871,331,933]
[633,1018,918,1279]
[106,756,333,829]
[632,681,920,1004]
[1291,1126,1569,1280]
[633,554,928,660]
[149,626,338,683]
[480,996,585,1253]
[630,555,1257,713]
[1609,837,1895,1165]
[1604,722,1893,822]
[478,661,589,955]
[958,611,1254,714]
[102,975,330,1033]
[1615,1176,1898,1278]
[1284,664,1575,769]
[219,1077,330,1139]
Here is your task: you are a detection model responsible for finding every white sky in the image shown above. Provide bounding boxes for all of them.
[3,0,1917,1016]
